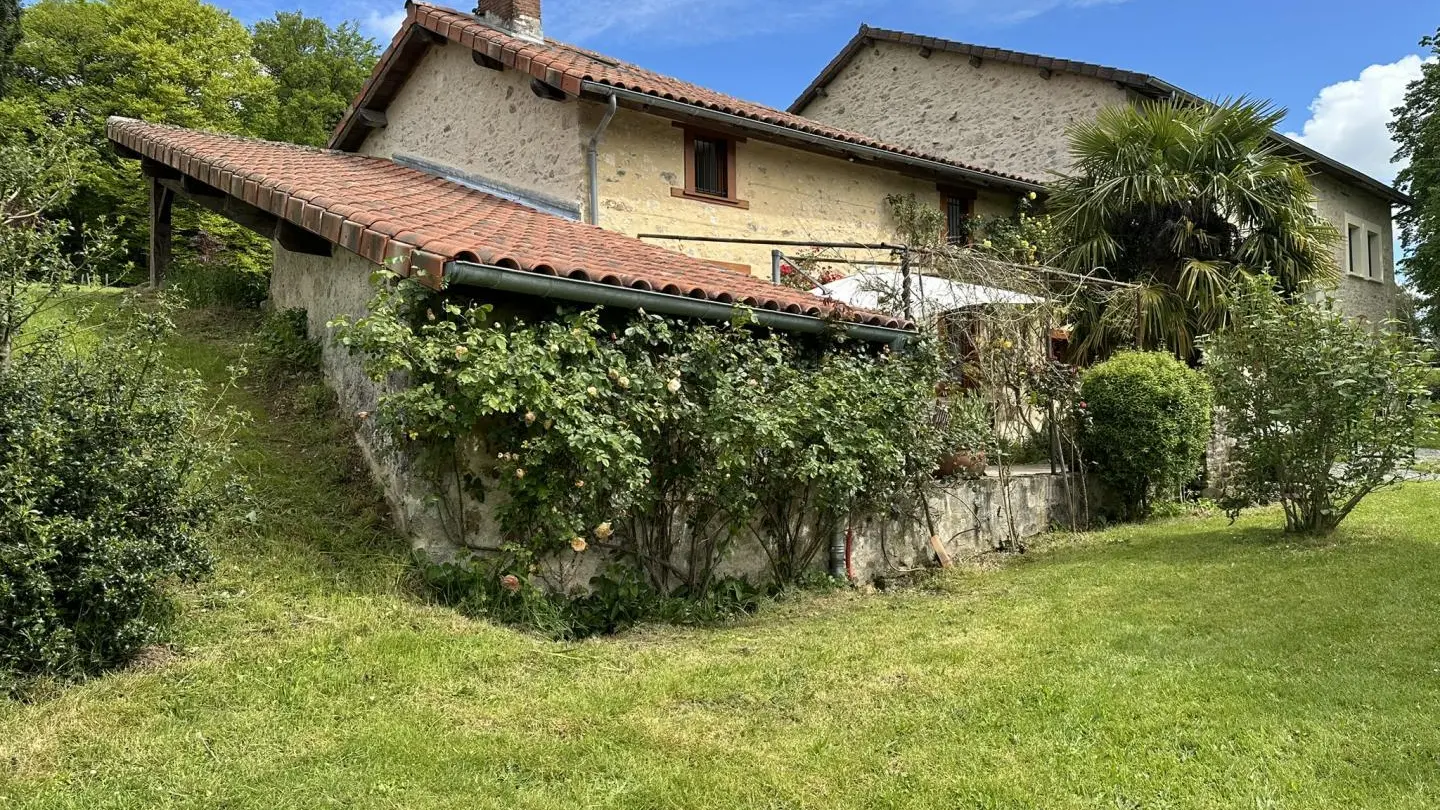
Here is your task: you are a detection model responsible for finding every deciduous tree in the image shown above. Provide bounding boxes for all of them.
[250,12,378,147]
[1391,28,1440,331]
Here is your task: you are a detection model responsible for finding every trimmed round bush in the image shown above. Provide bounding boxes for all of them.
[1080,351,1212,519]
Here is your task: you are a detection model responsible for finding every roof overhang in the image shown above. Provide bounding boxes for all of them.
[108,116,915,338]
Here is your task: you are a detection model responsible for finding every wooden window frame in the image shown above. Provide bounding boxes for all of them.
[940,186,977,245]
[671,124,749,209]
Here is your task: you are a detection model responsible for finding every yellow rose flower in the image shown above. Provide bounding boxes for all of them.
[570,537,588,552]
[594,521,613,540]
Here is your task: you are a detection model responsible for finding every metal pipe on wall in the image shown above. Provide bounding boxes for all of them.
[585,93,619,226]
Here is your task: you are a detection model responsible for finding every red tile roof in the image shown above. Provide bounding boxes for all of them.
[106,117,910,329]
[328,2,1043,191]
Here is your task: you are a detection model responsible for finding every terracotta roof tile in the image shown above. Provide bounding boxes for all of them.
[328,2,1043,190]
[107,117,910,329]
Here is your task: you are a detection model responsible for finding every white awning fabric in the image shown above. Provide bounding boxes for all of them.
[811,269,1047,319]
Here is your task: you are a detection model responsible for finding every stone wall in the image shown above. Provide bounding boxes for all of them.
[584,103,1021,277]
[848,473,1101,581]
[269,243,483,558]
[796,40,1130,180]
[265,249,1097,585]
[357,42,587,211]
[1309,170,1400,324]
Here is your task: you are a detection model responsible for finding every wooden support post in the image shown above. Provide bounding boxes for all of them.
[148,177,174,288]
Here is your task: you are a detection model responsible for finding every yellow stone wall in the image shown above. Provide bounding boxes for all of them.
[358,43,587,211]
[583,103,1020,278]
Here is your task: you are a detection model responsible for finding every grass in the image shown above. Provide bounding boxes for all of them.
[5,308,1440,808]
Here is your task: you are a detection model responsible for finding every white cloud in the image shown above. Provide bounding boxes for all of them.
[1286,55,1430,185]
[362,7,409,43]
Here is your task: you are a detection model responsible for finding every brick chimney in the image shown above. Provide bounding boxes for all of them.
[476,0,542,42]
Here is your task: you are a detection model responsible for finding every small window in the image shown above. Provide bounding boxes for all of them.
[693,136,728,197]
[1347,223,1364,276]
[941,188,976,245]
[672,126,748,208]
[1367,230,1382,281]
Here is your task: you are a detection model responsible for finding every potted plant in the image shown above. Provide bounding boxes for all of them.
[936,394,991,479]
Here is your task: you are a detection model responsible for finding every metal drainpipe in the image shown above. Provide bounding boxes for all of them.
[829,527,848,581]
[585,93,618,226]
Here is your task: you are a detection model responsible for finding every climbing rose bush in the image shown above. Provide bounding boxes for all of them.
[333,272,952,592]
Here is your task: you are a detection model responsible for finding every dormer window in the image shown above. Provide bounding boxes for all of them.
[672,125,749,209]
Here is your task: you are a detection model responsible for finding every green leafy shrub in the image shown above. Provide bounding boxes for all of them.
[1080,351,1212,518]
[257,306,320,378]
[420,557,762,640]
[0,297,233,680]
[1423,366,1440,400]
[167,215,273,309]
[334,272,950,612]
[1203,278,1431,534]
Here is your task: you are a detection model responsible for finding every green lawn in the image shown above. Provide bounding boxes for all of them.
[5,308,1440,809]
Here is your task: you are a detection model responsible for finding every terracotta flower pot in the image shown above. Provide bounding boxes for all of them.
[939,449,988,479]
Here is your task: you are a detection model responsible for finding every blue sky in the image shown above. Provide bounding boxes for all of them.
[218,0,1435,186]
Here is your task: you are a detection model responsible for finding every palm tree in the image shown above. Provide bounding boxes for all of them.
[1049,98,1338,361]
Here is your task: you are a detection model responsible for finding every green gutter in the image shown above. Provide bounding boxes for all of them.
[445,262,914,349]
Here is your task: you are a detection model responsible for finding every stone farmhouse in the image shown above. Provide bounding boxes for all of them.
[104,0,1406,575]
[107,0,1087,575]
[788,26,1413,323]
[330,0,1045,276]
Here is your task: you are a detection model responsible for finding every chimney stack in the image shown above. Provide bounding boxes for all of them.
[475,0,542,42]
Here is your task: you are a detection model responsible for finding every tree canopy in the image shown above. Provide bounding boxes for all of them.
[1049,98,1338,361]
[1391,27,1440,333]
[0,0,19,99]
[1,0,377,272]
[251,12,378,147]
